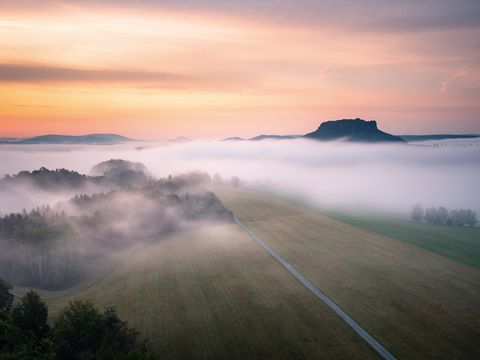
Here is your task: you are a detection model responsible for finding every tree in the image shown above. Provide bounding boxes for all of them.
[437,207,449,225]
[0,278,14,312]
[0,311,30,358]
[230,176,240,188]
[53,300,103,359]
[212,173,223,186]
[423,207,479,227]
[424,207,433,224]
[0,279,153,359]
[424,207,446,225]
[451,209,467,226]
[411,204,423,222]
[11,290,50,340]
[96,307,153,360]
[53,300,153,360]
[466,209,477,227]
[0,279,54,360]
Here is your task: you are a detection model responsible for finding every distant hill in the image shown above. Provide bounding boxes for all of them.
[0,137,23,142]
[399,134,480,142]
[10,134,134,145]
[250,134,301,141]
[304,118,404,143]
[223,135,301,141]
[168,136,192,143]
[223,137,245,141]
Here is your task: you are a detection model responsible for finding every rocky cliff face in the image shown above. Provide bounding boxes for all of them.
[304,118,404,143]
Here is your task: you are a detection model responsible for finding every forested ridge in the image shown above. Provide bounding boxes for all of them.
[0,160,233,290]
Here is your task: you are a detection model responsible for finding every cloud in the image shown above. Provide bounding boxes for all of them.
[440,69,468,95]
[362,8,480,33]
[1,0,479,33]
[0,63,192,85]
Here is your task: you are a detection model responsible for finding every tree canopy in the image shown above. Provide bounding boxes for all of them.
[0,278,154,360]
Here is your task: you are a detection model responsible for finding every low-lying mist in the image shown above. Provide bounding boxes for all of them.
[0,159,233,289]
[1,139,479,215]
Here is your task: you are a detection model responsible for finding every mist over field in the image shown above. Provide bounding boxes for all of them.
[2,0,480,358]
[0,157,233,289]
[1,139,479,215]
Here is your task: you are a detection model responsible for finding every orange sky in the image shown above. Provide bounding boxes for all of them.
[1,1,479,138]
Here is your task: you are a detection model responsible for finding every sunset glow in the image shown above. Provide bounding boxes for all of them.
[1,1,479,138]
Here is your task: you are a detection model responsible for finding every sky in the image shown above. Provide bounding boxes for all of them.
[0,0,479,139]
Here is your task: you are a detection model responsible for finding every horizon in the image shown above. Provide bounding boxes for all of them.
[2,121,480,141]
[1,0,479,138]
[2,123,480,141]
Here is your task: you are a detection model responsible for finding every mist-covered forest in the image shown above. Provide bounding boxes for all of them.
[0,160,233,290]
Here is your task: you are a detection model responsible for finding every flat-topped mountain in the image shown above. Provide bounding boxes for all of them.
[304,118,404,143]
[222,118,405,143]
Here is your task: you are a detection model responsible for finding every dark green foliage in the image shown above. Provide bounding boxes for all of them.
[1,311,54,360]
[0,279,153,360]
[0,289,54,360]
[53,300,153,360]
[0,279,14,312]
[52,300,103,359]
[11,291,50,340]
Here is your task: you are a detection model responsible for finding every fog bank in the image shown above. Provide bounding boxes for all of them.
[1,139,479,214]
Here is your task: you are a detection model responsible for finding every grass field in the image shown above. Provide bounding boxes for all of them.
[216,187,480,360]
[43,224,379,360]
[323,211,480,269]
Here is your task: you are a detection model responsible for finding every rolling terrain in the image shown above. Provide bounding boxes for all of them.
[24,187,480,359]
[41,224,379,360]
[216,188,480,360]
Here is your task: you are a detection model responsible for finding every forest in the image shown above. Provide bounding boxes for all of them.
[0,160,233,289]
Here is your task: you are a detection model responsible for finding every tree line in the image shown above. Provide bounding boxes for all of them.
[0,207,80,290]
[411,204,477,227]
[0,163,235,290]
[0,277,154,359]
